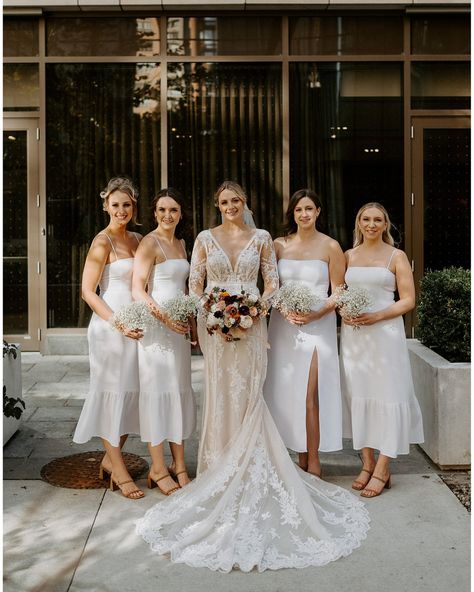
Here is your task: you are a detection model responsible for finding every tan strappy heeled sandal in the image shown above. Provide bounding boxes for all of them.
[352,468,373,491]
[360,474,392,498]
[110,475,145,499]
[148,472,180,496]
[168,466,191,487]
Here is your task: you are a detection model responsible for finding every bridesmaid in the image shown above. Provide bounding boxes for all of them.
[264,189,346,478]
[132,188,196,496]
[73,177,144,499]
[340,202,424,498]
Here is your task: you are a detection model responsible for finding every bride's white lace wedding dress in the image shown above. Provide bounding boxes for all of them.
[136,228,370,572]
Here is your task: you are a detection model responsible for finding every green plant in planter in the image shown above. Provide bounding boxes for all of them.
[417,267,470,363]
[3,340,25,419]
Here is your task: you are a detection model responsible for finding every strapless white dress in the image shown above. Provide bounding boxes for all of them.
[340,266,424,458]
[264,259,342,452]
[74,258,140,446]
[138,259,196,445]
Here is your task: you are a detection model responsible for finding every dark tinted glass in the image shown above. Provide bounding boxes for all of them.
[4,17,39,57]
[411,62,470,109]
[3,131,29,333]
[167,17,281,55]
[47,18,160,56]
[423,128,470,271]
[411,15,470,55]
[290,16,403,55]
[168,62,282,237]
[3,64,40,111]
[46,63,161,328]
[290,62,403,250]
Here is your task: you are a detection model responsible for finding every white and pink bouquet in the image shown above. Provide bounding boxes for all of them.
[204,287,266,342]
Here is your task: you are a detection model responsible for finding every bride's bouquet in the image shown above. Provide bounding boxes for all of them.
[110,301,157,332]
[334,285,373,330]
[272,282,318,316]
[204,287,265,342]
[160,292,200,342]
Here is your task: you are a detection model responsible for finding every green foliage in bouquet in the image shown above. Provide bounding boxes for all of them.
[417,267,470,363]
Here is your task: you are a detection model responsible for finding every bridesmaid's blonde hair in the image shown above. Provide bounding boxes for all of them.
[353,202,395,247]
[100,176,140,225]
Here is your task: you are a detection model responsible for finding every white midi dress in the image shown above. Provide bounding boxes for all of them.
[264,259,343,452]
[138,238,196,445]
[340,255,424,458]
[74,234,141,446]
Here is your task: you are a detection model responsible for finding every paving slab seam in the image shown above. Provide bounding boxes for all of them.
[66,488,107,592]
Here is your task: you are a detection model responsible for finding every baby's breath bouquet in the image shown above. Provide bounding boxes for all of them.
[160,292,199,341]
[272,281,318,316]
[110,301,157,332]
[334,285,373,330]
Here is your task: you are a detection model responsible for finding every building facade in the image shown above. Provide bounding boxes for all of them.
[3,0,470,353]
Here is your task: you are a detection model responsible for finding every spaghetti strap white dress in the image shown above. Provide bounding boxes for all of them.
[264,259,342,453]
[136,229,369,573]
[340,251,424,458]
[74,233,141,446]
[137,236,196,445]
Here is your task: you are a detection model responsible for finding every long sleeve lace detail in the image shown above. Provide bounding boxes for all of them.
[189,233,207,297]
[258,230,279,300]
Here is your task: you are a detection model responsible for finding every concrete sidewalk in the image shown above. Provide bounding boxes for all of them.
[3,353,470,592]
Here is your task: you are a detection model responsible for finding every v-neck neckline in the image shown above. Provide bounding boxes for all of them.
[208,229,258,273]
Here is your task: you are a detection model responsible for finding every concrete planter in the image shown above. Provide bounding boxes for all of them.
[408,339,470,469]
[3,344,24,446]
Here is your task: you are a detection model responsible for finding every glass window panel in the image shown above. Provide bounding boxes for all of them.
[423,128,470,271]
[167,17,281,56]
[411,15,470,55]
[4,17,39,57]
[47,17,160,56]
[290,16,403,55]
[168,62,282,238]
[290,63,403,250]
[3,131,29,333]
[3,64,40,112]
[411,62,470,109]
[46,63,161,328]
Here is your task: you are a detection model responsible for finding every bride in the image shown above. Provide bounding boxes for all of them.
[136,181,370,572]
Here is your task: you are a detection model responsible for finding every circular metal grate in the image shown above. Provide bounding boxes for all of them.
[40,451,148,489]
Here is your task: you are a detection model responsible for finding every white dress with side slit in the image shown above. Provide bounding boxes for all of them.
[137,237,196,446]
[73,234,141,446]
[340,253,424,458]
[136,229,369,572]
[264,259,343,453]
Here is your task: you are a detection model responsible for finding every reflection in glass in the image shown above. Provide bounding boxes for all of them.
[4,18,39,57]
[46,63,161,328]
[411,62,470,109]
[3,131,29,333]
[290,16,403,55]
[167,17,281,56]
[168,63,282,238]
[423,128,470,271]
[3,64,40,111]
[47,18,160,56]
[290,63,403,250]
[411,16,470,55]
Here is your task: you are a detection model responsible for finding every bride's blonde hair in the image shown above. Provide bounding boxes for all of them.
[214,181,247,207]
[353,202,395,247]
